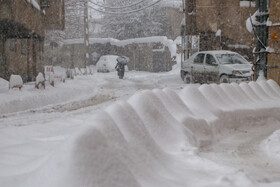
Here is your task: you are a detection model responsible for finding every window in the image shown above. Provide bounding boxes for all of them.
[215,54,249,64]
[9,39,17,52]
[206,54,216,65]
[193,54,205,64]
[21,39,27,55]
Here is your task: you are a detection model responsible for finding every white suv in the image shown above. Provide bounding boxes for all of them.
[181,50,253,84]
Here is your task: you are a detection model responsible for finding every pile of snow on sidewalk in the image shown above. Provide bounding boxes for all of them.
[2,80,280,187]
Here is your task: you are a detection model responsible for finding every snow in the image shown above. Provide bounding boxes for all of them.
[64,36,178,58]
[26,0,41,11]
[240,1,256,8]
[9,75,23,89]
[261,129,280,160]
[246,10,259,33]
[36,72,45,85]
[228,44,250,49]
[0,71,280,186]
[0,78,9,91]
[215,29,222,37]
[160,0,182,9]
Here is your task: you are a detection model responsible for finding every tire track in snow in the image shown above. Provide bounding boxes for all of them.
[200,120,280,183]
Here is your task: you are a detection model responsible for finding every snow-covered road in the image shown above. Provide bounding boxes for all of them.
[0,71,280,187]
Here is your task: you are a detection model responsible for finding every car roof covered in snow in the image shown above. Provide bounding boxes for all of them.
[196,50,238,55]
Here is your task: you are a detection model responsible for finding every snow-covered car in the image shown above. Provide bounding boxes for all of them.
[96,55,129,73]
[181,50,253,84]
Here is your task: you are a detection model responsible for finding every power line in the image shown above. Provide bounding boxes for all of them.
[88,0,162,14]
[88,0,147,10]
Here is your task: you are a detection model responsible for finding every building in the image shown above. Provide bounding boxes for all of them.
[0,0,65,82]
[185,0,256,60]
[161,0,184,40]
[267,0,280,84]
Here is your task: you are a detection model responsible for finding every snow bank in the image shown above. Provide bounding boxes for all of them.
[261,129,280,160]
[0,77,99,115]
[0,78,8,91]
[36,72,45,85]
[9,75,23,89]
[4,80,280,187]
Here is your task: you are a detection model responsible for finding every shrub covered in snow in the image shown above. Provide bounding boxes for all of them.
[75,67,82,75]
[9,75,23,90]
[35,72,45,89]
[66,69,74,79]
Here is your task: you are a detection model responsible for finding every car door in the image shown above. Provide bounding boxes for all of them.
[204,54,219,83]
[191,53,205,83]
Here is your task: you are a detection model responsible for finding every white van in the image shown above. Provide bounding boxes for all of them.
[181,50,253,84]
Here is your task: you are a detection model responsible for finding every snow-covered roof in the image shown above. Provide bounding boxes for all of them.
[63,36,177,57]
[160,0,182,9]
[240,1,256,8]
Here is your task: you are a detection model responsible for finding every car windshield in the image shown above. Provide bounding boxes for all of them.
[215,54,249,64]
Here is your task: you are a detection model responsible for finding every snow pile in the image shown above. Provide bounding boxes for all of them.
[3,80,280,187]
[9,75,23,89]
[36,73,45,85]
[0,76,99,115]
[0,78,9,91]
[261,130,280,160]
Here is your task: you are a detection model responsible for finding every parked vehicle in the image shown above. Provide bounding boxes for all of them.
[181,51,253,84]
[96,55,129,73]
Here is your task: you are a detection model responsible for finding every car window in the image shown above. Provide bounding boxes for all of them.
[215,54,249,64]
[193,54,205,64]
[206,54,217,65]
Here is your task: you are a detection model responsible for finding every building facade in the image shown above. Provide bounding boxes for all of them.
[0,0,65,82]
[267,0,280,84]
[185,0,256,60]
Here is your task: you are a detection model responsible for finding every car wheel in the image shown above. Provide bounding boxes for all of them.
[183,73,193,84]
[219,75,229,83]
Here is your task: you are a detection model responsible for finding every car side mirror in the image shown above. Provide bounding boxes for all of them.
[211,61,218,66]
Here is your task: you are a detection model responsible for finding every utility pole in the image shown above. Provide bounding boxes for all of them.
[255,0,269,79]
[84,0,90,69]
[181,0,186,64]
